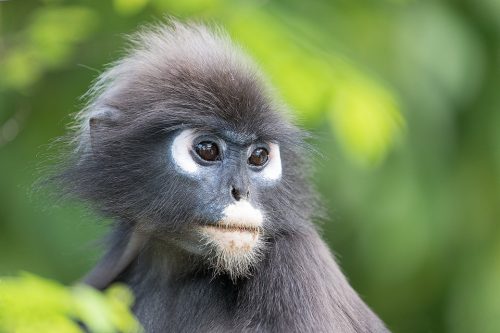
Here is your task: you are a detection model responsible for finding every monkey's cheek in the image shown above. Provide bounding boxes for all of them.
[200,226,260,253]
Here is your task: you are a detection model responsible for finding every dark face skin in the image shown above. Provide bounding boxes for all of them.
[167,129,275,223]
[141,127,281,276]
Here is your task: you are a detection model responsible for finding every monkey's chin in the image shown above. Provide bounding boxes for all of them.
[198,225,263,280]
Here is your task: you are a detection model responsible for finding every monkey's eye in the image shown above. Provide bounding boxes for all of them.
[195,141,220,161]
[248,148,269,166]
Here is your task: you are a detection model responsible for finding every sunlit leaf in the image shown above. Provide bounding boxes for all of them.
[0,47,43,90]
[329,73,404,166]
[27,6,98,66]
[0,273,142,333]
[226,8,404,166]
[73,285,117,333]
[0,6,97,91]
[104,285,141,333]
[0,273,80,333]
[226,9,331,121]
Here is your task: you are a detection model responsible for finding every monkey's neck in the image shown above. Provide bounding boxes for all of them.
[135,239,209,279]
[118,228,387,332]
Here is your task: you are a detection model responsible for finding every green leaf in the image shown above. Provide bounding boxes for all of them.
[226,8,404,166]
[0,6,97,91]
[27,6,98,66]
[0,273,142,333]
[329,73,404,167]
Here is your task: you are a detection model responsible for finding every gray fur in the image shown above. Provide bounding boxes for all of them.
[55,20,389,332]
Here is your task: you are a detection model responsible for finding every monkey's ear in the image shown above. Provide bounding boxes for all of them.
[88,108,120,149]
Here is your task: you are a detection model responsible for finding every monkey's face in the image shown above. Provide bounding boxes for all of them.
[165,128,282,277]
[63,24,317,279]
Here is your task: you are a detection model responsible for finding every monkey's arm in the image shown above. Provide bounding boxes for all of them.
[82,227,146,290]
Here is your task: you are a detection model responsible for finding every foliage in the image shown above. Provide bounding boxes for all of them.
[0,0,499,332]
[225,7,404,166]
[0,273,142,333]
[0,6,96,90]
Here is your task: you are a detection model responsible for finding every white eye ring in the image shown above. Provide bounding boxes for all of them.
[172,129,281,180]
[171,129,199,174]
[261,143,281,180]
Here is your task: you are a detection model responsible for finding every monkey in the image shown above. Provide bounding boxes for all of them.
[54,21,390,332]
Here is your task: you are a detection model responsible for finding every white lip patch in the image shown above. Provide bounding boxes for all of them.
[221,200,263,228]
[261,143,281,181]
[201,201,263,250]
[201,226,260,253]
[199,201,264,278]
[171,129,198,174]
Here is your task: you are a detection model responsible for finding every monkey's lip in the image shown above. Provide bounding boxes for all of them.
[200,224,261,234]
[198,223,261,253]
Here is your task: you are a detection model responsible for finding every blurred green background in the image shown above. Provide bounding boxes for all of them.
[1,0,499,332]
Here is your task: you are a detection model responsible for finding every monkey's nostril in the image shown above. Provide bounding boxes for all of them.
[231,186,252,201]
[231,187,241,201]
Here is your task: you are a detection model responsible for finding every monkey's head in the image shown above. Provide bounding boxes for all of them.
[59,22,317,279]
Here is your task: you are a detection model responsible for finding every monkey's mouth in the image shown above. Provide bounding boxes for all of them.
[197,200,264,256]
[203,224,261,233]
[198,223,262,253]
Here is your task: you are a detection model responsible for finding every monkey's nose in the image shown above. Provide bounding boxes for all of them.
[231,186,249,201]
